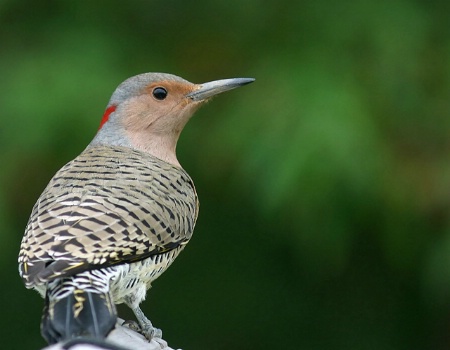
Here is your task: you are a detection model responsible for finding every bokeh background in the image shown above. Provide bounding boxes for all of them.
[1,1,450,349]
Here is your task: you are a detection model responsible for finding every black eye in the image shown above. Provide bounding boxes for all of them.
[153,87,168,100]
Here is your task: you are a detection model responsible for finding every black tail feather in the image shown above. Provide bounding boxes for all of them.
[42,290,117,344]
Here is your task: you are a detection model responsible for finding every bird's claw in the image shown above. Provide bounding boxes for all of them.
[122,319,162,341]
[141,323,162,341]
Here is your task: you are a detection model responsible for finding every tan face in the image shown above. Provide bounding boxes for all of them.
[121,80,202,136]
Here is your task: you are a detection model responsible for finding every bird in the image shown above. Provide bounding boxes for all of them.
[18,72,254,344]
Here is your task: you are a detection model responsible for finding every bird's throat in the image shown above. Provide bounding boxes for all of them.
[127,130,181,167]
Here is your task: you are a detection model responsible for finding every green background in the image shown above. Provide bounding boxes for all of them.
[1,1,450,349]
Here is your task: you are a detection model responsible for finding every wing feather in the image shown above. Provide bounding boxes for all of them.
[18,146,198,287]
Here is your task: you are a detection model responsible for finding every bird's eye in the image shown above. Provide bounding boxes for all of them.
[153,87,168,100]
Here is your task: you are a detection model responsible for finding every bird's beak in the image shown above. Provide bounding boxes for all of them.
[187,78,255,101]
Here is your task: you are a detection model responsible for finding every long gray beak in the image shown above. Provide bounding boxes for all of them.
[187,77,255,101]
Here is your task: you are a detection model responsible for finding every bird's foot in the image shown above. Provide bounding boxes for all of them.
[122,319,162,341]
[140,322,162,341]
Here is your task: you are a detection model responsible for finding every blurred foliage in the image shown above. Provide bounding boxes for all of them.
[1,0,450,349]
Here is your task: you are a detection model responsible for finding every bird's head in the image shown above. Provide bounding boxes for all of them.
[91,73,254,166]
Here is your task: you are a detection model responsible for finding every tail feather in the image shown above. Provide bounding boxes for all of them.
[41,274,117,344]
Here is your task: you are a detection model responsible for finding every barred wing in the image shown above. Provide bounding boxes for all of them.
[18,146,198,287]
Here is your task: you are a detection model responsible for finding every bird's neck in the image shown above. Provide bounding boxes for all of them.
[90,126,181,167]
[126,130,181,167]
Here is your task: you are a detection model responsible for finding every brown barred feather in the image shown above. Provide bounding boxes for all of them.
[18,145,198,288]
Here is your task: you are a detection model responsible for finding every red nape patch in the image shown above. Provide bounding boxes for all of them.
[98,105,117,130]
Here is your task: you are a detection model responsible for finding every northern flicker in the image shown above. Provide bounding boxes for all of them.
[18,72,254,344]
